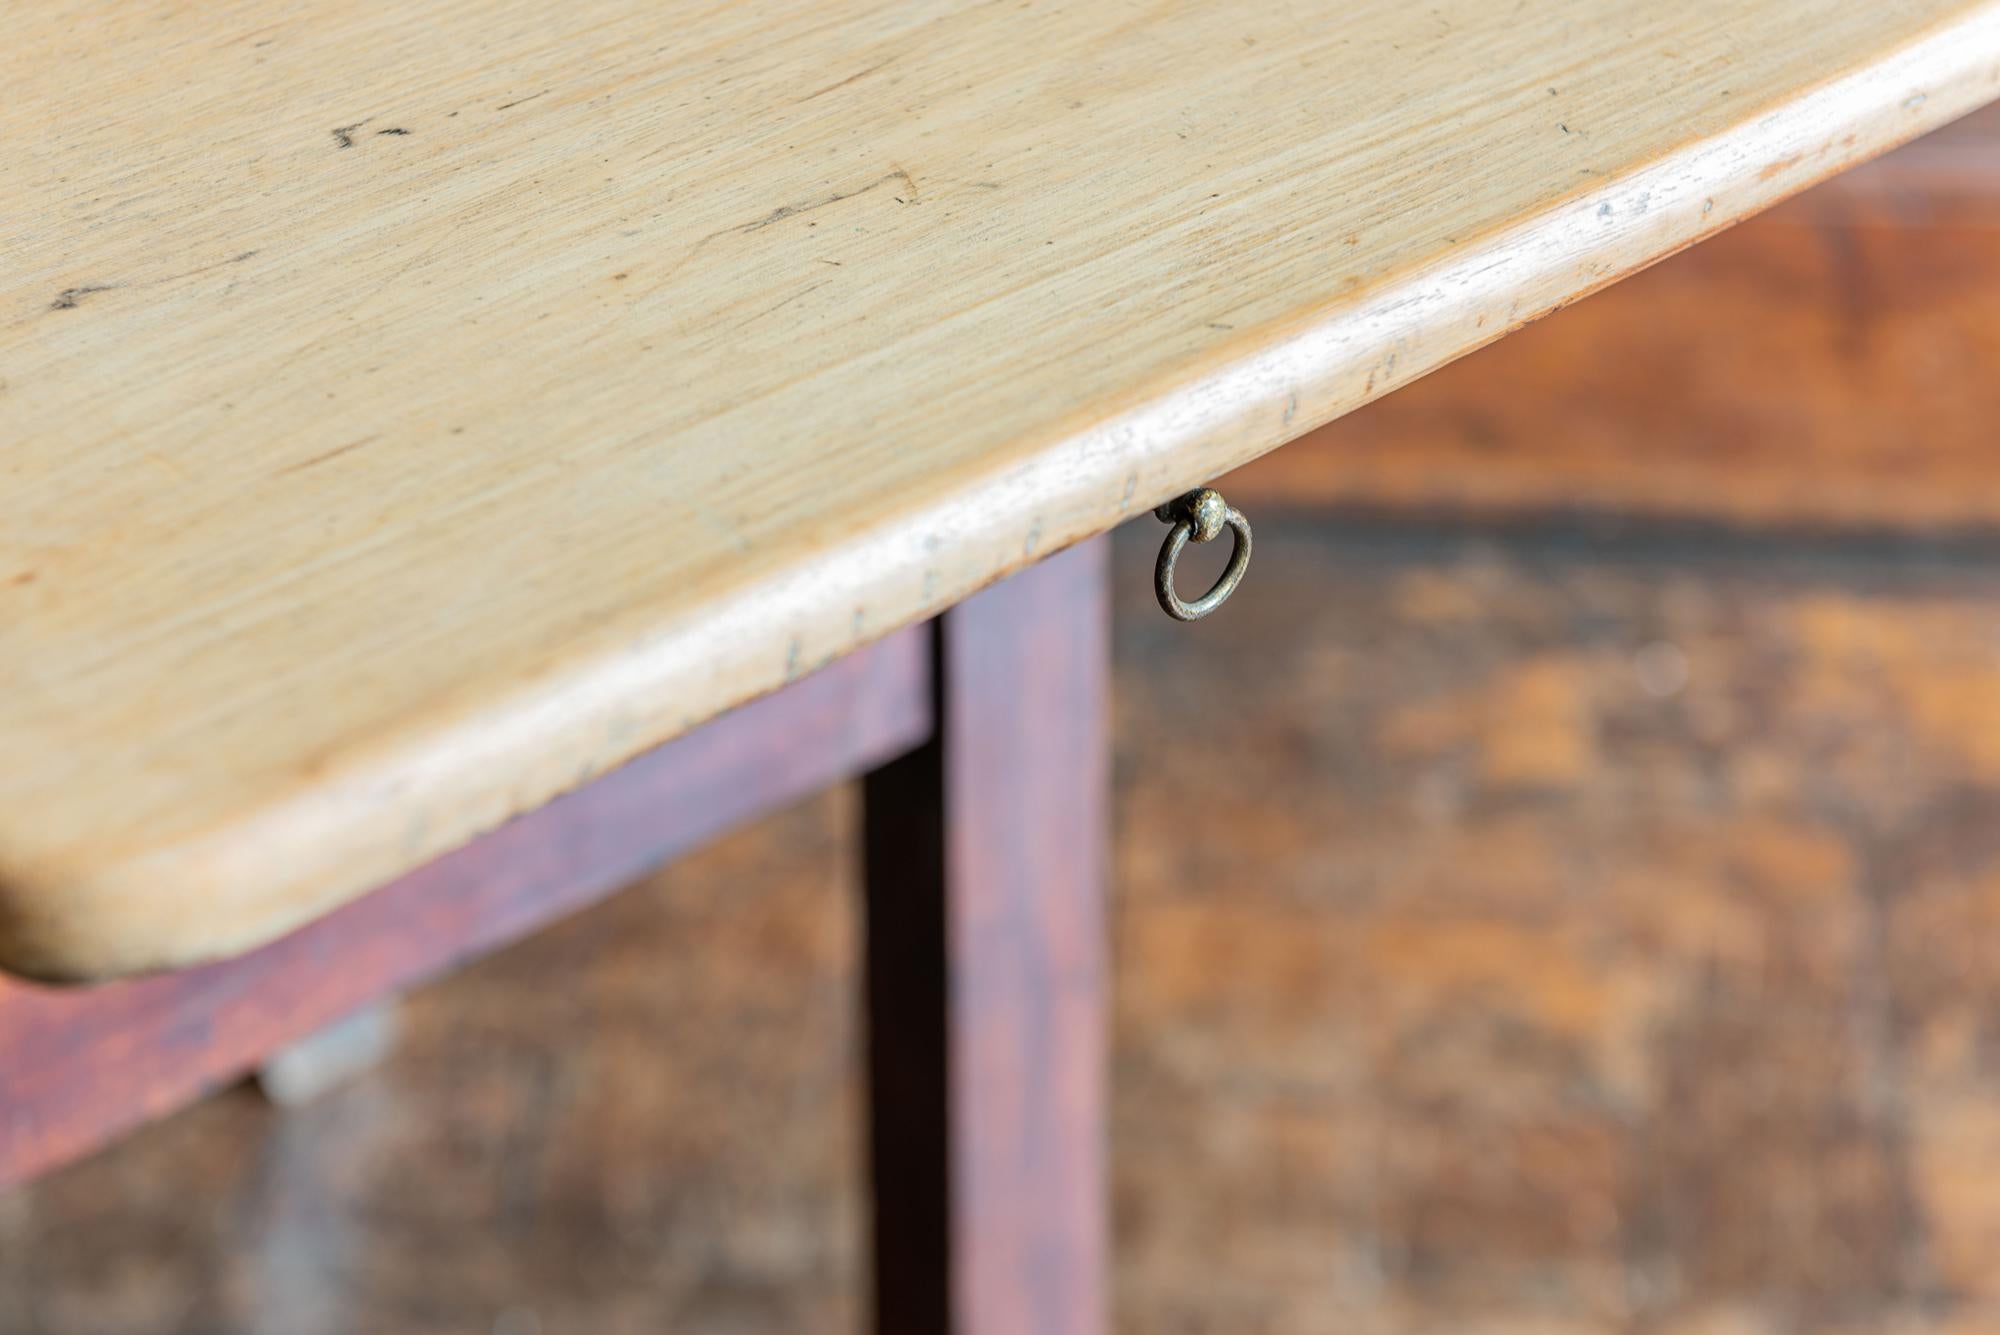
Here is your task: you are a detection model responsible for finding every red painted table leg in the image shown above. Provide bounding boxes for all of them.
[863,538,1111,1335]
[0,629,930,1191]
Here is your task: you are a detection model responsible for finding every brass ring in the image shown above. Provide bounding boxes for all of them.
[1153,487,1252,621]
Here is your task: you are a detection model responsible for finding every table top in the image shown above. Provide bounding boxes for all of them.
[6,0,1999,980]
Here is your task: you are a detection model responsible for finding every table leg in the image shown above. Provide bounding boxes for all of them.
[0,630,929,1191]
[861,538,1111,1335]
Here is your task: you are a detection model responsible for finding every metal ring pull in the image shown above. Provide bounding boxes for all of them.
[1153,487,1252,621]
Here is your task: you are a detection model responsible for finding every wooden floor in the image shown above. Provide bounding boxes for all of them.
[7,514,2000,1334]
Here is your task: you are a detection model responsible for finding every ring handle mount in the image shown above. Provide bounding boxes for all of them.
[1153,487,1252,622]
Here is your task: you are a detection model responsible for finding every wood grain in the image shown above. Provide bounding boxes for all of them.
[0,626,927,1183]
[6,1,2000,977]
[1225,106,2000,530]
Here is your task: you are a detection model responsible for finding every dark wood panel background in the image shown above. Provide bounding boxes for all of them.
[1227,104,2000,534]
[6,104,2000,1335]
[1112,520,2000,1333]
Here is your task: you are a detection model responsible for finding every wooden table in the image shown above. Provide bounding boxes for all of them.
[5,1,1998,1329]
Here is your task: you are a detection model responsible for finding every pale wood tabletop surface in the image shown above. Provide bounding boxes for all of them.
[5,0,1999,979]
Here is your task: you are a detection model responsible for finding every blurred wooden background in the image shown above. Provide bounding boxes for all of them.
[5,107,2000,1335]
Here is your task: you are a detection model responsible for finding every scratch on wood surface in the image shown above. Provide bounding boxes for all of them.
[47,251,258,314]
[648,170,918,293]
[736,281,826,329]
[277,434,383,475]
[741,170,916,232]
[793,57,897,104]
[213,21,288,49]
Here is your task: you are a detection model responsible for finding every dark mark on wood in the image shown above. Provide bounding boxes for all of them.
[648,170,916,290]
[277,433,384,475]
[50,285,117,311]
[48,250,259,313]
[793,57,897,105]
[496,91,547,110]
[743,169,916,233]
[1758,153,1804,181]
[376,127,411,136]
[331,120,370,148]
[738,281,826,329]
